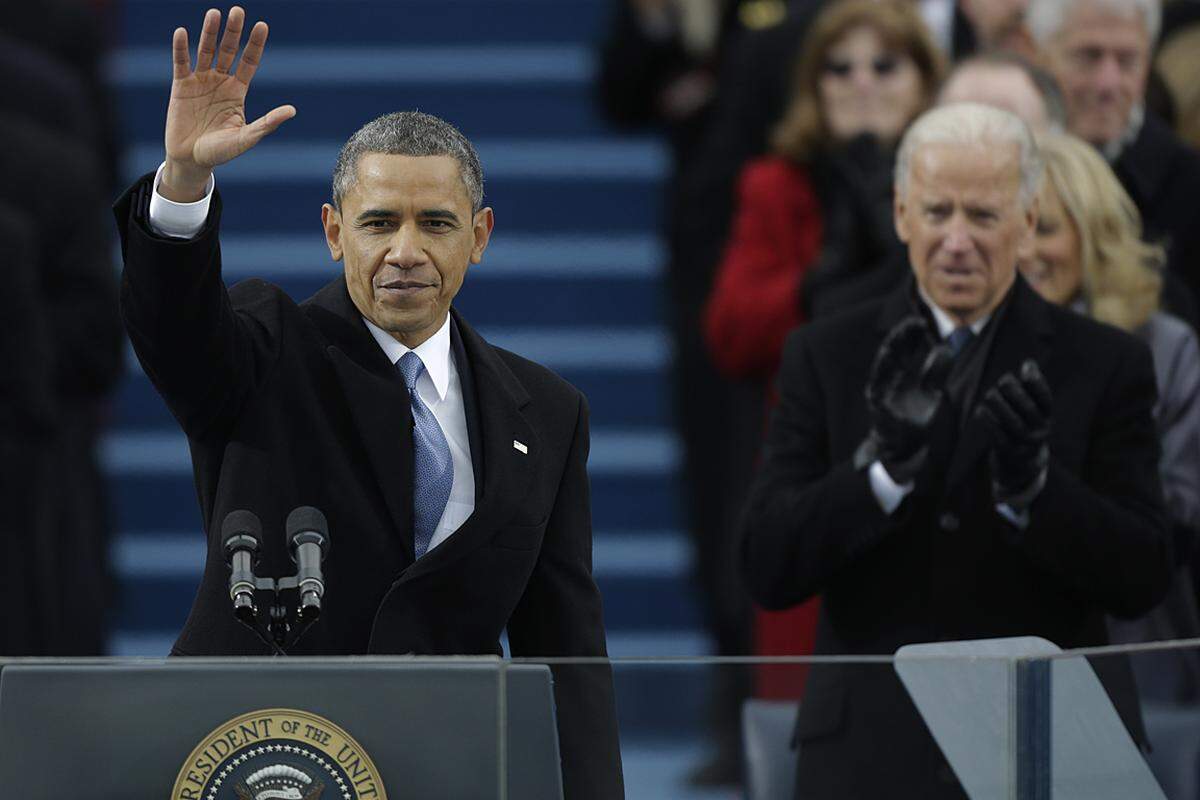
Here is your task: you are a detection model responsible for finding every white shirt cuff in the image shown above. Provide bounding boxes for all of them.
[148,161,215,239]
[996,503,1031,530]
[869,460,914,515]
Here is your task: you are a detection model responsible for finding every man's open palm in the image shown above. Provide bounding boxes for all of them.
[166,6,294,180]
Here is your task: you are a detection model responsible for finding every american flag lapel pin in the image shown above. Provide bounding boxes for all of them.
[513,440,528,455]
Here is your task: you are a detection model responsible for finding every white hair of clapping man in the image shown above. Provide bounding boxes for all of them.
[895,102,1042,208]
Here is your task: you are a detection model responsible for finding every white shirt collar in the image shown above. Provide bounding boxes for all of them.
[362,313,453,401]
[917,285,991,339]
[1103,103,1145,162]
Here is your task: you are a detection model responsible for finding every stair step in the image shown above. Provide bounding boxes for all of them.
[177,233,663,281]
[126,178,662,234]
[115,370,671,429]
[124,139,666,184]
[112,45,595,88]
[101,427,678,475]
[112,473,681,532]
[120,326,668,378]
[110,570,697,633]
[118,2,611,48]
[113,529,689,579]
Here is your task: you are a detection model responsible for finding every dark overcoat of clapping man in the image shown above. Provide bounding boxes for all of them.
[739,102,1170,799]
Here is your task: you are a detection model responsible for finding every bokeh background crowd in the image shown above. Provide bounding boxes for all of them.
[3,0,1200,797]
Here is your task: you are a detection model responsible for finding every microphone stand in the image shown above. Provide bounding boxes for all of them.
[236,573,322,656]
[225,506,329,656]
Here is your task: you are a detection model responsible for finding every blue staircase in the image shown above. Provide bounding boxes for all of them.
[107,3,727,792]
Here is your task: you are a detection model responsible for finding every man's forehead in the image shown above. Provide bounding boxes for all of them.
[1059,3,1150,46]
[906,141,1022,203]
[346,153,472,209]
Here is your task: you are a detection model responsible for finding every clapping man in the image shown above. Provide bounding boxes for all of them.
[739,103,1170,799]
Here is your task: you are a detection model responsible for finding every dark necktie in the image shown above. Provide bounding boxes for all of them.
[947,326,975,358]
[398,352,453,558]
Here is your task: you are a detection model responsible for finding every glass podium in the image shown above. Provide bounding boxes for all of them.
[3,638,1199,798]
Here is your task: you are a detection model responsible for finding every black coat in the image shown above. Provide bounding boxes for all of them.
[740,276,1171,799]
[114,176,623,800]
[1114,112,1200,310]
[0,112,122,657]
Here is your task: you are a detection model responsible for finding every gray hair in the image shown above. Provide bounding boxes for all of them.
[331,111,484,211]
[895,103,1043,208]
[1028,0,1160,45]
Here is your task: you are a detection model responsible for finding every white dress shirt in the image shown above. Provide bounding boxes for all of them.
[147,163,475,556]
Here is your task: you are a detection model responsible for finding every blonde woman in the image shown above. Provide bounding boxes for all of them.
[1022,132,1200,701]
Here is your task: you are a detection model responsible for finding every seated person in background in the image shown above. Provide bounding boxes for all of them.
[938,51,1066,134]
[1031,0,1200,312]
[1022,131,1200,703]
[739,103,1171,799]
[704,0,944,383]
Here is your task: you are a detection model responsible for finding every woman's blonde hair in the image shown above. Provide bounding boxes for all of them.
[1039,132,1164,331]
[770,0,945,163]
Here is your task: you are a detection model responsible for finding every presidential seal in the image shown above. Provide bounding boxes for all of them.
[172,709,387,800]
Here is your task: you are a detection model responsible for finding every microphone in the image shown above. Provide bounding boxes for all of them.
[222,510,263,623]
[286,506,331,622]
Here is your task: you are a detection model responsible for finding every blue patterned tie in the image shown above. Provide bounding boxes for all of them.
[398,352,453,558]
[947,326,975,358]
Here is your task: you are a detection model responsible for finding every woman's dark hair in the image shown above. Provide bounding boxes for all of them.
[771,0,945,163]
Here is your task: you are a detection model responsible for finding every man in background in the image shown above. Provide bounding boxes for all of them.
[938,52,1066,133]
[1033,0,1200,307]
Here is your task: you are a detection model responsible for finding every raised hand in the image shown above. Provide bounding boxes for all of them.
[859,316,953,483]
[161,6,295,201]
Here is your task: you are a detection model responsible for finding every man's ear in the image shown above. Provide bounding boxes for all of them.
[1017,195,1039,260]
[894,191,911,243]
[321,203,344,261]
[470,207,495,265]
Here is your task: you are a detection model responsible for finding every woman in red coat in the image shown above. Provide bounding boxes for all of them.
[704,0,944,697]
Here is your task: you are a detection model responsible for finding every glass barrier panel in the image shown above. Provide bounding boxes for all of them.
[1039,638,1200,800]
[504,654,1032,800]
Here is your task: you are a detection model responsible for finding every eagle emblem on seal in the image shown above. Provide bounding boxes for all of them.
[234,764,325,800]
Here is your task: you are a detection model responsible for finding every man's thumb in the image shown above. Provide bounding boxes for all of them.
[242,104,296,148]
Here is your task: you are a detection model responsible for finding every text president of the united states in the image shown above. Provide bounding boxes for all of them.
[113,7,623,798]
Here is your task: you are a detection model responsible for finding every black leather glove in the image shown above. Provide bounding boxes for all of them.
[857,316,953,484]
[978,360,1052,507]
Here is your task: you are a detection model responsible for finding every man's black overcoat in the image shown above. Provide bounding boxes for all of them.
[114,176,623,800]
[740,276,1172,799]
[1114,112,1200,310]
